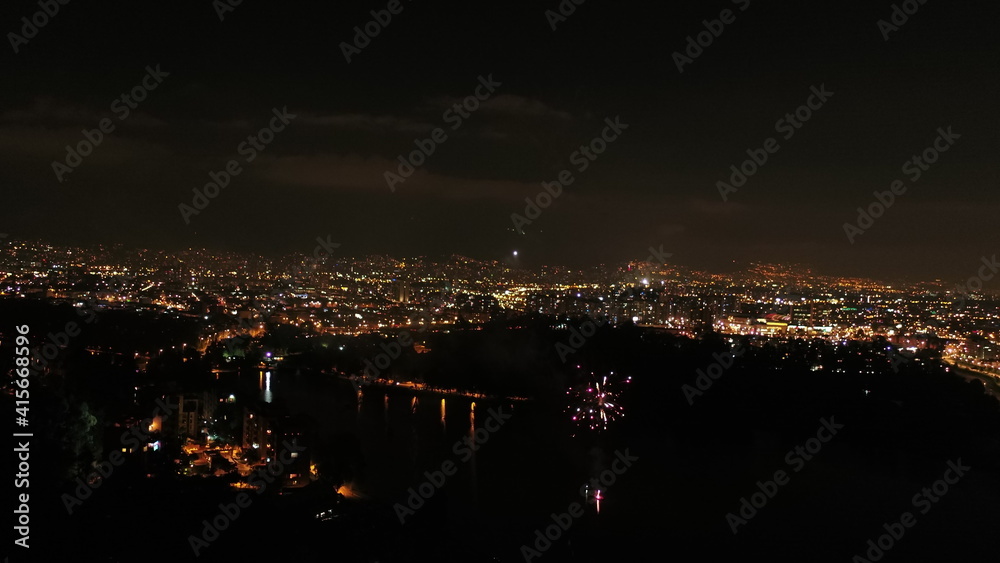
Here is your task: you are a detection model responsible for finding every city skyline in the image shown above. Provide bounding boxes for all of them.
[6,1,1000,561]
[3,234,997,292]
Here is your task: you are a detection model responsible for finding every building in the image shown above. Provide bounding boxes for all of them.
[965,336,999,361]
[242,406,272,453]
[275,416,311,489]
[790,303,813,326]
[166,392,214,441]
[395,279,411,304]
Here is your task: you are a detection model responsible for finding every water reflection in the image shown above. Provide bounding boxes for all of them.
[259,370,273,403]
[344,386,556,516]
[440,398,447,432]
[469,401,477,503]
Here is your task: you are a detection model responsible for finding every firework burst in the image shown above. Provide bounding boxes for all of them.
[566,373,631,435]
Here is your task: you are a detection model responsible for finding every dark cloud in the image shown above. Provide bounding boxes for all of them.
[0,0,997,282]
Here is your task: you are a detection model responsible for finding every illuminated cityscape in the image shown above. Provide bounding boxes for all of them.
[4,239,998,366]
[5,1,1000,561]
[5,236,1000,560]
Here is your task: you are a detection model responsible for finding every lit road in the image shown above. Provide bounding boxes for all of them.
[943,356,1000,400]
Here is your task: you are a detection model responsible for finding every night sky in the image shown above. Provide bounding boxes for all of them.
[2,0,998,281]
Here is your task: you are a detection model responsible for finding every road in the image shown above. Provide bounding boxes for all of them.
[943,357,1000,400]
